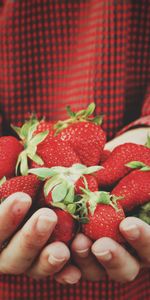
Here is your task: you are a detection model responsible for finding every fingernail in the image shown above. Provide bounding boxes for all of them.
[122,224,140,240]
[75,248,90,258]
[48,254,66,265]
[64,278,79,284]
[93,250,112,261]
[36,215,54,233]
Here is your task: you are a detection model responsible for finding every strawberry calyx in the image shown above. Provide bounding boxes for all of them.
[0,177,7,203]
[11,116,49,176]
[145,134,150,148]
[135,202,150,225]
[78,188,123,223]
[0,177,6,187]
[125,161,150,171]
[29,164,102,218]
[53,103,103,135]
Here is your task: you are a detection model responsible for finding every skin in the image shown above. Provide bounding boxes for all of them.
[0,127,149,284]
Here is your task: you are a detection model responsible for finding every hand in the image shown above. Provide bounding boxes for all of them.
[105,127,150,151]
[66,216,149,283]
[59,128,150,284]
[0,192,73,280]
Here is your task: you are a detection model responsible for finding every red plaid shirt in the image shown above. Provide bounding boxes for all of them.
[0,1,150,299]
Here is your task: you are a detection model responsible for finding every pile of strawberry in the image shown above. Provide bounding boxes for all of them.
[0,103,150,245]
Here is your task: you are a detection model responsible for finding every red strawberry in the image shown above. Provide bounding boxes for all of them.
[33,136,81,169]
[34,120,55,135]
[81,190,125,243]
[0,174,42,202]
[49,208,77,244]
[11,117,49,175]
[29,164,100,207]
[12,117,81,174]
[112,168,150,212]
[95,143,150,187]
[100,149,111,164]
[75,174,99,194]
[54,103,106,166]
[0,136,23,179]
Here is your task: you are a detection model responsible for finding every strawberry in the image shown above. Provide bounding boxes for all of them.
[80,189,125,243]
[49,208,77,244]
[75,174,99,194]
[0,136,23,179]
[29,164,101,207]
[12,117,81,174]
[32,136,81,169]
[112,166,150,212]
[100,149,111,164]
[11,117,49,175]
[95,143,150,187]
[0,174,42,203]
[34,120,55,135]
[54,103,106,166]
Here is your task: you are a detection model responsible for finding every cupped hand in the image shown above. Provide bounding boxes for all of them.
[0,192,74,280]
[105,127,150,151]
[67,217,150,283]
[62,128,150,284]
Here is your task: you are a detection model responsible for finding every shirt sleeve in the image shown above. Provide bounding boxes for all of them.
[117,86,150,135]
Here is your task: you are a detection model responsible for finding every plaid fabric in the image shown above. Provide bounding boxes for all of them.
[0,1,150,299]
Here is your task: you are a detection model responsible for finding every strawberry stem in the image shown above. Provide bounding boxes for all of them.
[53,103,103,135]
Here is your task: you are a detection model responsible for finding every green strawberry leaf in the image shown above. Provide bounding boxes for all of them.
[11,124,22,139]
[21,118,39,139]
[52,181,68,202]
[29,167,51,178]
[97,191,111,205]
[27,122,41,143]
[134,202,150,225]
[20,151,28,176]
[84,102,95,117]
[71,163,87,171]
[0,176,6,187]
[145,134,150,148]
[125,161,150,171]
[28,154,44,166]
[92,115,103,125]
[64,186,75,204]
[140,166,150,171]
[51,202,67,210]
[83,165,103,174]
[30,130,49,147]
[44,176,63,196]
[66,106,76,117]
[78,216,89,224]
[67,203,76,214]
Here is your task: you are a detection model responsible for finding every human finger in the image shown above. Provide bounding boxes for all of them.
[119,217,150,266]
[71,233,105,281]
[27,241,70,279]
[54,264,81,285]
[0,192,32,246]
[92,237,140,283]
[0,208,57,274]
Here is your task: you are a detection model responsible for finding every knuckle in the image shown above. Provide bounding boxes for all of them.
[21,230,35,250]
[21,229,48,251]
